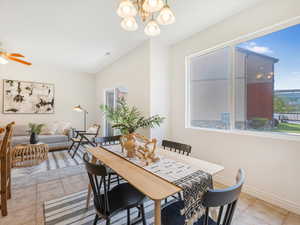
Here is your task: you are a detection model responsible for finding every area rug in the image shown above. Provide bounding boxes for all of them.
[12,148,85,178]
[44,190,156,225]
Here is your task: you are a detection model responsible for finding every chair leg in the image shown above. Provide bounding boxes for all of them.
[93,215,99,225]
[72,141,81,158]
[106,218,111,225]
[68,141,75,153]
[140,204,146,225]
[127,208,130,225]
[178,192,182,200]
[108,174,112,190]
[1,190,8,216]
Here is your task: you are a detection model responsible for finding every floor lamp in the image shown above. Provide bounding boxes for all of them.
[73,105,88,131]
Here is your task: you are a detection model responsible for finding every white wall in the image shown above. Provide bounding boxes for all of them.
[95,41,151,137]
[170,0,300,214]
[95,40,171,141]
[0,63,96,130]
[150,40,171,142]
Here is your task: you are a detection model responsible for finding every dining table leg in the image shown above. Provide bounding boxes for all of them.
[86,155,97,208]
[154,200,161,225]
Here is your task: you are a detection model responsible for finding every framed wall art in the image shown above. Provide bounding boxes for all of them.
[3,79,55,114]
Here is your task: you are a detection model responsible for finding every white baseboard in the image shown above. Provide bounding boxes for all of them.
[214,174,300,215]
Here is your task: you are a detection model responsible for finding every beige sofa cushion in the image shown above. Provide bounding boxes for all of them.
[13,125,29,136]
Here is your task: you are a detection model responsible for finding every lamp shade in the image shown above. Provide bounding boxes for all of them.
[144,19,160,36]
[157,5,175,25]
[117,0,137,18]
[121,17,138,31]
[73,105,83,112]
[142,0,164,13]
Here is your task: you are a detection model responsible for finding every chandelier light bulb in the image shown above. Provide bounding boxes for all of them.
[144,19,160,36]
[117,0,137,18]
[143,0,164,13]
[157,5,175,25]
[121,17,138,31]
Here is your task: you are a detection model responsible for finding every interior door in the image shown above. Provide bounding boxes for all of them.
[104,89,115,136]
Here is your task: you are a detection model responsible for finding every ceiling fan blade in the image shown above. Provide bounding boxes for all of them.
[9,53,25,57]
[6,56,32,66]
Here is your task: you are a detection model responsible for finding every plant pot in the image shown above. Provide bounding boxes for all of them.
[30,132,39,144]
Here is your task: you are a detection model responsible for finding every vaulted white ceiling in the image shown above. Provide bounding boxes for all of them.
[0,0,264,73]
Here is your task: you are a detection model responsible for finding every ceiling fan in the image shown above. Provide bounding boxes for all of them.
[0,50,32,66]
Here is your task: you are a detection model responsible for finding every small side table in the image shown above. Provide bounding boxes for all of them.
[11,143,49,168]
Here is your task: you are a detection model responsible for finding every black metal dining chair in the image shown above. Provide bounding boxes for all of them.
[83,153,147,225]
[94,135,122,190]
[162,140,192,203]
[162,140,192,156]
[68,124,100,158]
[161,169,245,225]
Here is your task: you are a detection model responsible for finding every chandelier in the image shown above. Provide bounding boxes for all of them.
[117,0,176,36]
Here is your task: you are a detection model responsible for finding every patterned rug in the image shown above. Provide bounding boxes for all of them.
[12,148,85,178]
[44,190,157,225]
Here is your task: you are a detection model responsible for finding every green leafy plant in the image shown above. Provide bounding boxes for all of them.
[28,123,45,135]
[100,98,165,134]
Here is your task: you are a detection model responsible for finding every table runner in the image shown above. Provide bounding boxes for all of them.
[104,145,212,225]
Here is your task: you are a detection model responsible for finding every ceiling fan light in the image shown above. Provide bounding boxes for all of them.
[157,5,175,25]
[121,17,138,31]
[144,19,160,36]
[143,0,164,13]
[0,56,8,64]
[117,0,137,18]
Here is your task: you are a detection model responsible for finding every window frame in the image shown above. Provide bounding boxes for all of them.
[185,17,300,140]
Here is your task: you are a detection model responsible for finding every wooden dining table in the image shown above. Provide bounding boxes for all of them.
[87,146,224,225]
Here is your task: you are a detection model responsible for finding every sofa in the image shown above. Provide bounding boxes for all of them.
[10,122,72,151]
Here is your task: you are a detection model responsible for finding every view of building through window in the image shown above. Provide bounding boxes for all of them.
[236,23,300,134]
[188,23,300,135]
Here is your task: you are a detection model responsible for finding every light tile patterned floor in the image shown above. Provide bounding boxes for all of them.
[0,167,299,225]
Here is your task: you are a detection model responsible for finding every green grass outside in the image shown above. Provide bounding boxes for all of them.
[272,122,300,134]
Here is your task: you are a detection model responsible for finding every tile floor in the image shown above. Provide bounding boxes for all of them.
[0,167,299,225]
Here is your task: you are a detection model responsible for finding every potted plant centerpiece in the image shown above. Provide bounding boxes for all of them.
[28,123,44,144]
[100,98,165,158]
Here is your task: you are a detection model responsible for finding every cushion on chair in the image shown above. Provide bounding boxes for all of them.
[12,136,30,145]
[71,137,81,142]
[162,201,185,225]
[161,201,217,225]
[93,183,145,217]
[13,125,29,136]
[194,216,217,225]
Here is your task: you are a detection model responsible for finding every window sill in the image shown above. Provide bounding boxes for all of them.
[186,126,300,142]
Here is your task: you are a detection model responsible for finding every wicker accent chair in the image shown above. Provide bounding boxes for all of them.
[0,122,15,216]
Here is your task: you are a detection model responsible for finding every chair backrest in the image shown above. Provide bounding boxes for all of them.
[83,153,110,217]
[0,122,15,216]
[162,140,192,156]
[94,135,121,146]
[202,169,245,225]
[0,122,14,157]
[87,124,101,138]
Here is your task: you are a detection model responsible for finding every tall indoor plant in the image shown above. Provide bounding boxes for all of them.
[100,98,165,157]
[100,98,165,135]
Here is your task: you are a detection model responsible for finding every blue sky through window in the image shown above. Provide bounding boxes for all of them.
[237,23,300,90]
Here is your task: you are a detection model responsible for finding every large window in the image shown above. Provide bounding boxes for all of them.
[187,23,300,135]
[188,47,231,130]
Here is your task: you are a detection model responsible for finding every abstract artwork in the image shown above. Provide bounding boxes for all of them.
[3,79,55,114]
